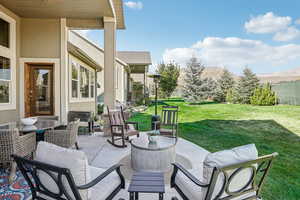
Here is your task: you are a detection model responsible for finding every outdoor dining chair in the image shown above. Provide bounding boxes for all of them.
[107,106,139,148]
[44,119,80,149]
[0,127,36,183]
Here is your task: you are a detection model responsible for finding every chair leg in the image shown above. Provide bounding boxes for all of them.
[75,142,80,150]
[8,162,17,184]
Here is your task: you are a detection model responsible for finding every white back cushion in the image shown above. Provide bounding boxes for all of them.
[35,142,91,200]
[202,144,258,200]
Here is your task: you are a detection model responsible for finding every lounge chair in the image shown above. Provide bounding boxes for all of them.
[171,144,278,200]
[12,142,125,200]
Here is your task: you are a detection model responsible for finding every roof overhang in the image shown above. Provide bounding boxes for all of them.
[68,42,102,71]
[130,64,149,73]
[0,0,125,29]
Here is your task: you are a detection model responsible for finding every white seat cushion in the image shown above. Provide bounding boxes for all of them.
[202,144,258,200]
[89,166,121,200]
[35,142,91,200]
[175,166,204,200]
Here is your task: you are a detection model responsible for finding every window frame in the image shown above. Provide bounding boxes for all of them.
[0,11,16,110]
[69,55,95,103]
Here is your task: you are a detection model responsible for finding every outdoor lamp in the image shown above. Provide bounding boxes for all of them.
[148,74,161,130]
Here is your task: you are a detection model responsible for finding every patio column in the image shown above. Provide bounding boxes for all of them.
[103,17,116,109]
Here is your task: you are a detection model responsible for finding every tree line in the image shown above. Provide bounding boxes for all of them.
[156,57,277,106]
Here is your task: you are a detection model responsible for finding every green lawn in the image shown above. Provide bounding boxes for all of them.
[130,99,300,200]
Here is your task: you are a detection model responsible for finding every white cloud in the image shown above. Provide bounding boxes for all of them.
[296,19,300,25]
[124,1,143,10]
[273,27,300,41]
[163,37,300,70]
[245,12,291,34]
[163,48,199,66]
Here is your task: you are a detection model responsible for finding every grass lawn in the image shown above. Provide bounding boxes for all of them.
[130,99,300,200]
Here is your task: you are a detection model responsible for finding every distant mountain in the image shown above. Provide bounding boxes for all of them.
[177,66,238,87]
[258,67,300,83]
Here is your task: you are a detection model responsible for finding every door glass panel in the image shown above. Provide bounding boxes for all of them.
[33,69,52,115]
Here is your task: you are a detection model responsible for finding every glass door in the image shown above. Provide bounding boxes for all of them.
[26,65,54,116]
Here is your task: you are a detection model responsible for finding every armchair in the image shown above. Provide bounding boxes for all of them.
[158,106,179,137]
[12,154,125,200]
[171,152,278,200]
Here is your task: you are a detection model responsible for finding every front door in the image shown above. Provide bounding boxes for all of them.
[25,64,54,117]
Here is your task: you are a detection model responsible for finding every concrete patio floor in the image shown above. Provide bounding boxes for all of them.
[79,132,210,200]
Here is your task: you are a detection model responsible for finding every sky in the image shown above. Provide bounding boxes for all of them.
[77,0,300,75]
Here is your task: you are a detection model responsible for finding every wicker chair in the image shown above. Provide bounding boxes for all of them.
[107,107,139,148]
[44,119,80,149]
[0,127,36,183]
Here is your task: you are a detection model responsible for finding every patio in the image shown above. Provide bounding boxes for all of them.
[80,132,207,200]
[1,132,208,200]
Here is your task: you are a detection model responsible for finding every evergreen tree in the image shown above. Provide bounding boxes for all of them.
[182,57,217,103]
[157,62,180,98]
[236,67,260,104]
[215,69,235,102]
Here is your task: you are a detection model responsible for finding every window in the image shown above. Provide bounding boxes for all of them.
[0,56,10,103]
[80,66,89,98]
[90,71,95,98]
[0,13,16,110]
[71,62,79,98]
[0,18,9,48]
[70,56,95,101]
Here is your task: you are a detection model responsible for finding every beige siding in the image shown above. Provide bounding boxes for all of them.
[69,102,96,113]
[20,18,60,58]
[0,5,21,123]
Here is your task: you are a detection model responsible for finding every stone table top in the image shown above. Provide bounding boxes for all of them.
[130,135,177,151]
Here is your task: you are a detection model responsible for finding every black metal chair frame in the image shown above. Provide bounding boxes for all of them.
[171,153,278,200]
[107,106,139,148]
[159,106,179,137]
[12,155,125,200]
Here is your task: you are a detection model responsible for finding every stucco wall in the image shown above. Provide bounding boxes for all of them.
[0,5,20,123]
[20,18,60,58]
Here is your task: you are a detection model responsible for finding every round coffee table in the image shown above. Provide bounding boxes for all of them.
[130,134,177,172]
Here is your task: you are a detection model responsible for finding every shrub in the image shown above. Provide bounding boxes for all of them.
[97,104,104,115]
[250,83,277,106]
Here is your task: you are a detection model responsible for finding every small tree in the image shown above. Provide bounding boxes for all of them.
[182,57,217,103]
[250,83,277,106]
[235,67,260,104]
[157,62,180,98]
[215,69,235,102]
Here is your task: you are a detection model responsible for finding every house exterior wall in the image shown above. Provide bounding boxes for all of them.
[0,5,20,123]
[20,18,60,58]
[68,54,96,114]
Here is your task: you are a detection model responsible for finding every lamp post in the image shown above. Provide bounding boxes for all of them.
[148,74,161,130]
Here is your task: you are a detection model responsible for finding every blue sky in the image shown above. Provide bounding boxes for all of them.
[79,0,300,75]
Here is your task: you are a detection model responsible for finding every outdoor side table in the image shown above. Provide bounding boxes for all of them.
[128,172,165,200]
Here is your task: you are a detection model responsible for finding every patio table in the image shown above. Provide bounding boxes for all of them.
[0,119,61,133]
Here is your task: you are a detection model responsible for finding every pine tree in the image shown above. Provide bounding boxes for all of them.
[182,57,217,103]
[215,69,235,102]
[157,62,180,98]
[236,67,260,104]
